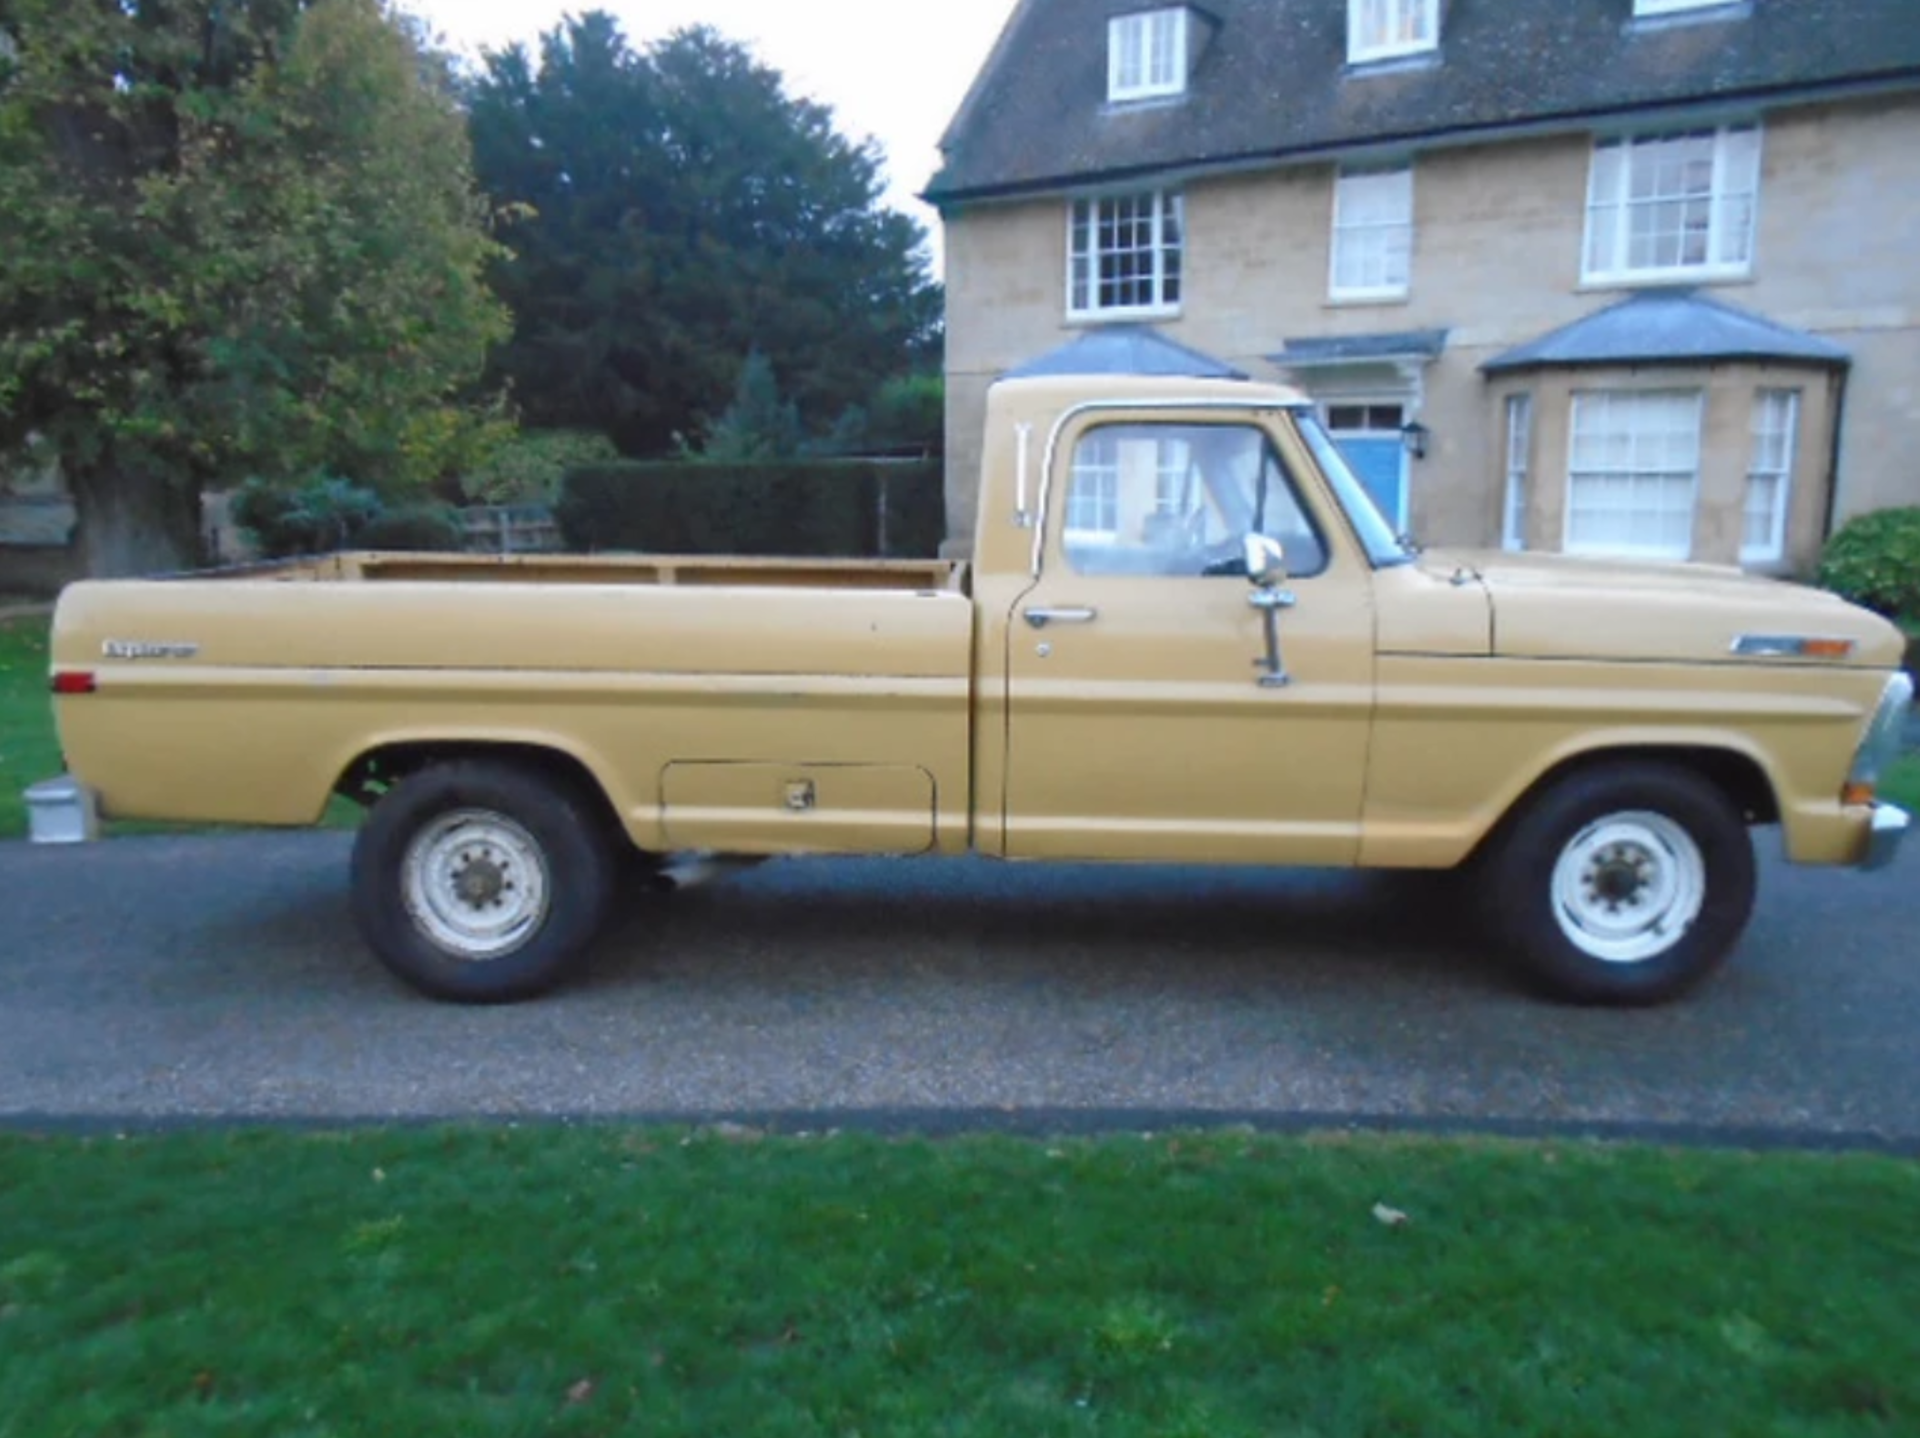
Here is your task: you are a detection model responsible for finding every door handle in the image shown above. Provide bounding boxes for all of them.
[1023,606,1099,629]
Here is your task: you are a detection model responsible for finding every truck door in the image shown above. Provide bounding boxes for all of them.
[1000,413,1375,867]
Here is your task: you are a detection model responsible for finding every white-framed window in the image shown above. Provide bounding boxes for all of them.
[1068,190,1184,319]
[1503,393,1533,552]
[1066,432,1121,542]
[1330,165,1413,300]
[1743,389,1799,565]
[1566,390,1703,559]
[1634,0,1736,16]
[1348,0,1439,65]
[1152,438,1194,515]
[1584,125,1761,283]
[1109,8,1188,103]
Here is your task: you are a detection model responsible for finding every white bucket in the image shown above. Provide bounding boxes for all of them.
[25,776,100,845]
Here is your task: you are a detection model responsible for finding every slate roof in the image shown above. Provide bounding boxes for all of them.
[1481,289,1851,372]
[928,0,1920,205]
[1270,329,1450,367]
[1003,324,1250,379]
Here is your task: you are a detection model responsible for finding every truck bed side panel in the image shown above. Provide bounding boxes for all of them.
[52,581,975,855]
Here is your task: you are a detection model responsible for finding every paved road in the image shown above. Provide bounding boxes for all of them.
[0,832,1915,1144]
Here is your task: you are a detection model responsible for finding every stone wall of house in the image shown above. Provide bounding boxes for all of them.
[942,92,1920,565]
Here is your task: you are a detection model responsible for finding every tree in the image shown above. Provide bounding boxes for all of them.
[0,0,510,576]
[467,13,941,459]
[688,350,803,463]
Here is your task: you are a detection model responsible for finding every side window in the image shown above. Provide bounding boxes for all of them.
[1061,423,1329,578]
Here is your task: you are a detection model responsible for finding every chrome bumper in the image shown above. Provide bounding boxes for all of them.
[1859,803,1910,873]
[24,774,101,845]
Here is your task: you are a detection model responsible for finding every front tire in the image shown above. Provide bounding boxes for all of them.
[1484,762,1756,1006]
[351,760,616,1003]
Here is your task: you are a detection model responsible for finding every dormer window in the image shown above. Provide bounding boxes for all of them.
[1109,8,1189,103]
[1348,0,1439,65]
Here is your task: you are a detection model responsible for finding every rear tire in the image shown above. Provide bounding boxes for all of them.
[1483,761,1756,1006]
[351,760,616,1003]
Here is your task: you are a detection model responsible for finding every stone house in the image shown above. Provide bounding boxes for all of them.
[926,0,1920,572]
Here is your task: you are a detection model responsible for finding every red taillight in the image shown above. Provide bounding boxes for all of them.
[51,672,97,696]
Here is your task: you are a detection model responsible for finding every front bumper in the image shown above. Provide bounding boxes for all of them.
[1859,803,1910,873]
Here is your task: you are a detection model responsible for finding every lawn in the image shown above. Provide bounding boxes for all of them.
[0,1127,1913,1437]
[0,614,61,839]
[1885,753,1920,812]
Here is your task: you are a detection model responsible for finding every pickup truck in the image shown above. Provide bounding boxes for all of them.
[45,373,1912,1005]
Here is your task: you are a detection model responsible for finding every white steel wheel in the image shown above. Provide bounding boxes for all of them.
[1549,811,1706,964]
[401,808,553,962]
[1486,762,1756,1006]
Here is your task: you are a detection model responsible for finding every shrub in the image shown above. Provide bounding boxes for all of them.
[1818,507,1920,620]
[358,504,465,552]
[232,476,384,558]
[463,429,620,506]
[556,461,944,559]
[233,476,464,558]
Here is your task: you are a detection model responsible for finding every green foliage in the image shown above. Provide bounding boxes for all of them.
[0,1128,1917,1434]
[685,350,804,462]
[467,14,942,458]
[359,504,465,553]
[0,0,511,575]
[0,618,60,841]
[819,373,946,458]
[462,428,620,505]
[1818,507,1920,620]
[868,373,945,453]
[232,475,462,558]
[557,460,944,559]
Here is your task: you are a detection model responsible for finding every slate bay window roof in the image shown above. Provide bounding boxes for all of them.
[1481,289,1850,374]
[1003,325,1250,381]
[928,0,1920,206]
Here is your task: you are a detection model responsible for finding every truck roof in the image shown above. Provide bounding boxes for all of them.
[986,373,1310,410]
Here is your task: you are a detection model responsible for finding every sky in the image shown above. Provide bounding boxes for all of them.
[405,0,1023,272]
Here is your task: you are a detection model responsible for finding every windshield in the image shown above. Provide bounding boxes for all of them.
[1294,413,1415,568]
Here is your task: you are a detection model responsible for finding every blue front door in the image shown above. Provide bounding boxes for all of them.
[1323,402,1409,532]
[1337,437,1407,532]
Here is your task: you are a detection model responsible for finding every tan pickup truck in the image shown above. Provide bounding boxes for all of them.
[46,373,1912,1005]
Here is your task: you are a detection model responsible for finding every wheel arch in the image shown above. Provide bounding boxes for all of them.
[1466,741,1781,868]
[333,737,634,847]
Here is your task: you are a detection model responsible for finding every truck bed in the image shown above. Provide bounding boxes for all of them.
[50,552,978,849]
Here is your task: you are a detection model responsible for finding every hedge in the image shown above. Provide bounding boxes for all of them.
[556,460,944,559]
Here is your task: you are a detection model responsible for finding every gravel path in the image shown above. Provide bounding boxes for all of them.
[0,831,1915,1145]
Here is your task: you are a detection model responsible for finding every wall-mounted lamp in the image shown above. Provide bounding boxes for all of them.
[1401,420,1431,461]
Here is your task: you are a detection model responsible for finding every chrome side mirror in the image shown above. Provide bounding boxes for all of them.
[1243,532,1288,588]
[1242,532,1296,689]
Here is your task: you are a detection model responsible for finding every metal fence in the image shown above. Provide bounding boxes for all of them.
[461,504,562,555]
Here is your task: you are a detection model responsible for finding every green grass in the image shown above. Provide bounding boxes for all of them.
[0,1128,1912,1437]
[1882,754,1920,813]
[0,616,61,839]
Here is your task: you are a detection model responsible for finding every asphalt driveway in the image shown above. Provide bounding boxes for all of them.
[0,832,1915,1144]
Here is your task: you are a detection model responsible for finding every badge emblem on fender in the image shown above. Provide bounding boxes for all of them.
[102,640,201,661]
